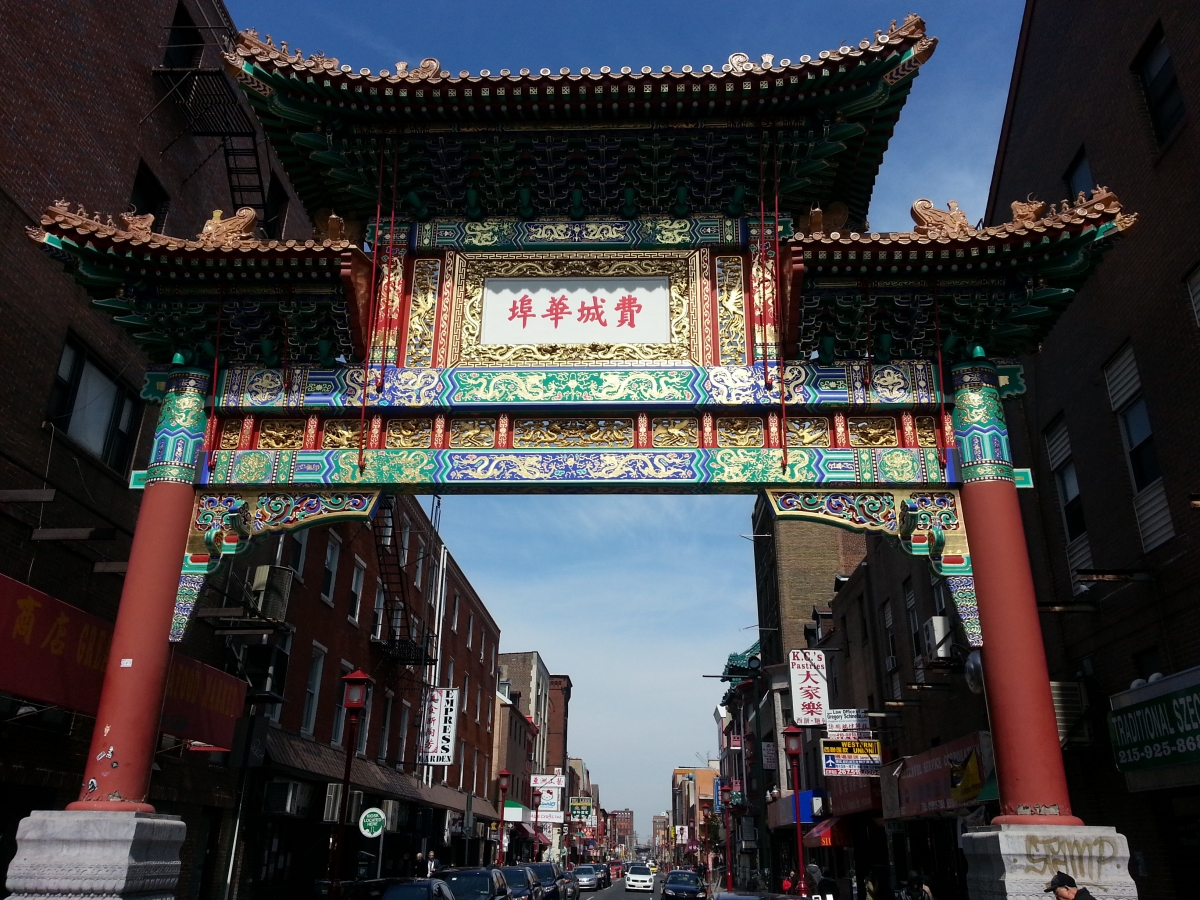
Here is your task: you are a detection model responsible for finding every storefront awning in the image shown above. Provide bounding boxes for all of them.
[536,832,552,845]
[803,817,852,848]
[510,823,536,840]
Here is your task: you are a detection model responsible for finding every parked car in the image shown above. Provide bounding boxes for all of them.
[500,867,545,900]
[660,870,706,900]
[563,871,581,900]
[340,879,451,900]
[624,866,653,894]
[438,868,513,900]
[573,867,599,892]
[529,862,571,900]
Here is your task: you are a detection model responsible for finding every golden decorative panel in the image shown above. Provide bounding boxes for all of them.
[847,417,899,447]
[715,255,748,366]
[449,418,497,449]
[257,418,304,449]
[219,419,243,450]
[915,416,939,448]
[405,258,441,368]
[652,417,698,448]
[323,420,362,449]
[786,417,830,447]
[513,418,635,449]
[446,251,703,366]
[716,417,764,448]
[386,418,433,449]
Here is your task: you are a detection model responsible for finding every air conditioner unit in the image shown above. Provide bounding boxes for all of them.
[250,565,294,621]
[885,655,899,673]
[922,616,954,659]
[324,783,342,823]
[263,781,312,817]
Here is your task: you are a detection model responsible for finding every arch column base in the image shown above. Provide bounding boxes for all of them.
[962,824,1136,899]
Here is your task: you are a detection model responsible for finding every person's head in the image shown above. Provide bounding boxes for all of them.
[907,872,923,891]
[428,851,435,859]
[1045,872,1077,900]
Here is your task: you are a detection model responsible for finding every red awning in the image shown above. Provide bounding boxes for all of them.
[536,832,552,845]
[802,817,852,848]
[510,823,536,840]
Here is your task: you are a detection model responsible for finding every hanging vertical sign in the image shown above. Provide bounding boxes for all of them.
[790,649,829,726]
[418,687,459,765]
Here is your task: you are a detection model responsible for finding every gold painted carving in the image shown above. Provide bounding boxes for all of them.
[786,417,830,447]
[386,418,433,449]
[716,417,764,448]
[652,417,698,448]
[715,255,747,367]
[911,199,973,239]
[513,418,635,449]
[405,258,441,368]
[449,418,497,449]
[219,419,243,450]
[848,417,899,447]
[256,418,305,449]
[448,251,700,366]
[915,416,939,448]
[197,207,258,246]
[323,420,362,449]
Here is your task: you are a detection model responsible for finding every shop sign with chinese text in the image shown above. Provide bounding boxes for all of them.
[821,739,882,777]
[827,708,872,738]
[569,797,593,821]
[481,277,671,345]
[418,687,459,765]
[790,649,828,725]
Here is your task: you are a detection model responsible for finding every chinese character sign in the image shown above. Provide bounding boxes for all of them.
[826,708,872,738]
[481,277,671,345]
[418,688,459,765]
[789,649,829,726]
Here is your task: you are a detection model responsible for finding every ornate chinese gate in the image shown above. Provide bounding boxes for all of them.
[23,15,1137,885]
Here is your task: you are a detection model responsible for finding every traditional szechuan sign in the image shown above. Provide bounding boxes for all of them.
[821,739,883,777]
[481,277,672,345]
[790,649,829,726]
[1109,676,1200,773]
[418,687,459,765]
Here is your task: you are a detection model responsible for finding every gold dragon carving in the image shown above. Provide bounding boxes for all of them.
[847,417,899,447]
[449,418,497,449]
[197,208,258,246]
[786,417,831,447]
[652,417,699,448]
[716,417,764,448]
[257,419,305,449]
[386,419,434,449]
[512,418,635,449]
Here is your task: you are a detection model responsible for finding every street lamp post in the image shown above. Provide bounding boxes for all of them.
[782,725,806,894]
[532,789,543,862]
[327,668,373,899]
[497,770,511,866]
[720,785,733,892]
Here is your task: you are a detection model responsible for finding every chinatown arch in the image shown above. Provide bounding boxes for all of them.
[18,15,1137,900]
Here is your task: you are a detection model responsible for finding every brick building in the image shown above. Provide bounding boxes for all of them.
[986,2,1200,897]
[609,808,634,853]
[498,652,552,774]
[546,674,573,777]
[491,688,538,862]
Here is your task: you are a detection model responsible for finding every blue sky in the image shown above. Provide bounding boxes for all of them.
[228,0,1026,841]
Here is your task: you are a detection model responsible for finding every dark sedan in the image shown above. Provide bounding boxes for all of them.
[661,870,707,900]
[341,879,451,900]
[500,867,545,900]
[529,862,570,900]
[438,869,512,900]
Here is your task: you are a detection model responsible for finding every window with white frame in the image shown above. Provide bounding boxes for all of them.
[414,537,426,590]
[451,593,460,631]
[302,645,325,735]
[487,695,493,732]
[47,341,141,471]
[472,748,479,795]
[467,612,474,649]
[463,674,470,718]
[332,661,352,745]
[348,560,366,624]
[476,684,482,723]
[378,692,394,761]
[282,530,308,578]
[321,533,341,603]
[400,514,412,562]
[458,739,467,789]
[904,578,920,659]
[1045,418,1089,545]
[372,581,385,639]
[1186,264,1200,326]
[267,632,293,723]
[357,685,372,755]
[397,700,411,772]
[446,658,454,692]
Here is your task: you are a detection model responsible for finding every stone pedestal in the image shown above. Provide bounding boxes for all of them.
[962,824,1137,900]
[5,811,185,900]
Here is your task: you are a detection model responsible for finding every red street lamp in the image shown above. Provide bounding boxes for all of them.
[327,668,374,899]
[497,769,512,866]
[719,784,733,891]
[782,724,807,893]
[532,789,543,862]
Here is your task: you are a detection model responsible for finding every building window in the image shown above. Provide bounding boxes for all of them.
[446,659,454,692]
[348,560,366,623]
[931,576,948,616]
[129,161,171,232]
[357,685,372,755]
[302,647,325,735]
[1119,398,1162,493]
[372,581,386,639]
[397,701,411,771]
[321,533,341,602]
[476,684,482,723]
[1136,28,1185,145]
[48,341,141,471]
[378,693,393,761]
[1064,149,1093,202]
[463,674,470,718]
[472,748,480,795]
[400,515,412,561]
[332,662,352,746]
[458,739,467,789]
[1056,461,1087,541]
[452,593,460,631]
[162,2,203,68]
[284,530,308,578]
[903,578,920,659]
[414,537,426,590]
[1188,265,1200,327]
[263,172,290,240]
[467,612,474,649]
[491,644,496,674]
[487,695,493,732]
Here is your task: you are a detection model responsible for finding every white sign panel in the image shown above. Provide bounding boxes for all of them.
[536,786,562,812]
[480,277,671,345]
[531,774,567,789]
[417,687,459,765]
[821,739,882,777]
[789,649,829,726]
[827,708,872,737]
[676,825,689,845]
[535,811,565,824]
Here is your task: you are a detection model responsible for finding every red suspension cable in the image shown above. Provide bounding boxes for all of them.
[773,134,788,471]
[205,297,223,467]
[377,144,400,390]
[933,286,947,468]
[358,146,387,470]
[758,137,771,389]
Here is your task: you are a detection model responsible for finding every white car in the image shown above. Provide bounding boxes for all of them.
[625,865,654,893]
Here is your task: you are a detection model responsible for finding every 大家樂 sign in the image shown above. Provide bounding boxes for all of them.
[790,649,828,726]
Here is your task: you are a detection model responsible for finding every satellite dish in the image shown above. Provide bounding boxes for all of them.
[965,650,985,695]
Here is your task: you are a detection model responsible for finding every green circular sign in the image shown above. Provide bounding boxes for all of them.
[359,807,386,838]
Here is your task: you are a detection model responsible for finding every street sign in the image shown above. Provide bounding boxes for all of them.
[821,738,882,776]
[827,708,872,737]
[790,649,828,726]
[359,807,386,838]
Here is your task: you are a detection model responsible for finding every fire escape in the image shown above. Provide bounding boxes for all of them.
[372,494,437,666]
[151,8,269,227]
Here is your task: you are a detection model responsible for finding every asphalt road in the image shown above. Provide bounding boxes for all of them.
[580,875,664,900]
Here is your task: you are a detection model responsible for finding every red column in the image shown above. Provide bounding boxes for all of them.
[953,356,1081,825]
[67,479,196,811]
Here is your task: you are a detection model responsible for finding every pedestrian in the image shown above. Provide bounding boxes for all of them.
[815,868,839,899]
[782,870,798,894]
[896,872,926,900]
[1044,871,1094,900]
[426,850,440,876]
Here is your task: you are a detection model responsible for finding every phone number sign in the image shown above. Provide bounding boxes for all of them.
[1109,677,1200,773]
